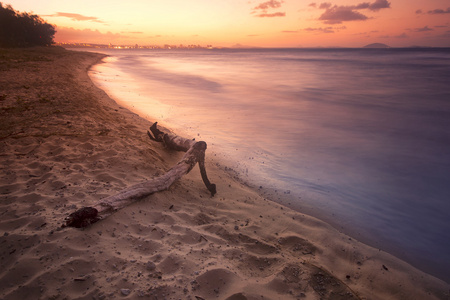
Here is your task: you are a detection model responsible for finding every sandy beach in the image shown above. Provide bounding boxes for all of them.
[1,47,449,299]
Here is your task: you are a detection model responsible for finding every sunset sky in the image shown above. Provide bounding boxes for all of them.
[6,0,450,47]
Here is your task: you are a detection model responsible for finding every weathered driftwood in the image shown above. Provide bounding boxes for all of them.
[63,122,216,228]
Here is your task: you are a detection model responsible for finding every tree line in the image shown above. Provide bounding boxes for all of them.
[0,2,56,47]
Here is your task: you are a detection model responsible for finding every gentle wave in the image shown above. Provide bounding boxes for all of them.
[87,48,450,282]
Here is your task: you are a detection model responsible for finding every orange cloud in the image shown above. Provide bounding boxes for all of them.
[55,27,124,43]
[252,0,285,17]
[255,12,286,17]
[47,12,106,24]
[253,0,284,10]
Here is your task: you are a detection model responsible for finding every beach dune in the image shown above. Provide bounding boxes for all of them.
[0,47,448,299]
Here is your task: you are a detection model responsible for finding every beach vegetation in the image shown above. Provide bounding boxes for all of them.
[0,2,56,47]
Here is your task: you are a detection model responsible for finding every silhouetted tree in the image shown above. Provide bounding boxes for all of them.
[0,3,56,47]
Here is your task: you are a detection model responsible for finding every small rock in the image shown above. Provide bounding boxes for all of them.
[146,261,156,271]
[120,288,131,296]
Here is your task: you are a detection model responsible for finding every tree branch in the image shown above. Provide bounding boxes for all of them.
[63,122,216,228]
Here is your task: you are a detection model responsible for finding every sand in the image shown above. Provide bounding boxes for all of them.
[0,47,449,300]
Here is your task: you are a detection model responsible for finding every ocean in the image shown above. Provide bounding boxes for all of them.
[85,47,450,283]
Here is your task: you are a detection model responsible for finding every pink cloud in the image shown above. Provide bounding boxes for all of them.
[428,8,450,14]
[315,0,390,24]
[367,0,390,11]
[304,27,335,33]
[319,7,368,24]
[303,25,346,33]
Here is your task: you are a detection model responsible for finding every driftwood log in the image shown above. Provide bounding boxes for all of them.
[63,122,216,228]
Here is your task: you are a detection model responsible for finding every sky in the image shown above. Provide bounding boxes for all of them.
[5,0,450,47]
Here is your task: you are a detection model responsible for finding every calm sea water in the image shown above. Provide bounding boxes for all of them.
[85,48,450,283]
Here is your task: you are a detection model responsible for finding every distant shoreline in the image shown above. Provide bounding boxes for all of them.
[59,42,450,50]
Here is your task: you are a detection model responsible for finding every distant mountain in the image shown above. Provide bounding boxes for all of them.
[363,43,390,48]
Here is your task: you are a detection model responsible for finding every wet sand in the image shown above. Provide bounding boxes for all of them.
[0,47,449,299]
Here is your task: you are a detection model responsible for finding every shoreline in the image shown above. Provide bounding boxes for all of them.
[85,47,450,283]
[1,47,449,299]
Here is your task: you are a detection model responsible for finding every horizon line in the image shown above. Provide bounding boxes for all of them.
[55,42,450,50]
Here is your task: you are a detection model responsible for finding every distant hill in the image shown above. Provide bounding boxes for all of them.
[363,43,390,48]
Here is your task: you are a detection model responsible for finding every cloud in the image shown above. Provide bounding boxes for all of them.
[55,27,124,43]
[416,7,450,15]
[304,27,335,33]
[427,8,450,14]
[315,0,391,24]
[414,26,433,32]
[319,7,368,24]
[379,33,409,39]
[281,30,299,33]
[366,0,390,11]
[303,25,346,34]
[319,3,332,9]
[252,0,285,17]
[47,12,106,24]
[395,33,409,38]
[254,0,284,10]
[255,12,286,17]
[353,30,379,36]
